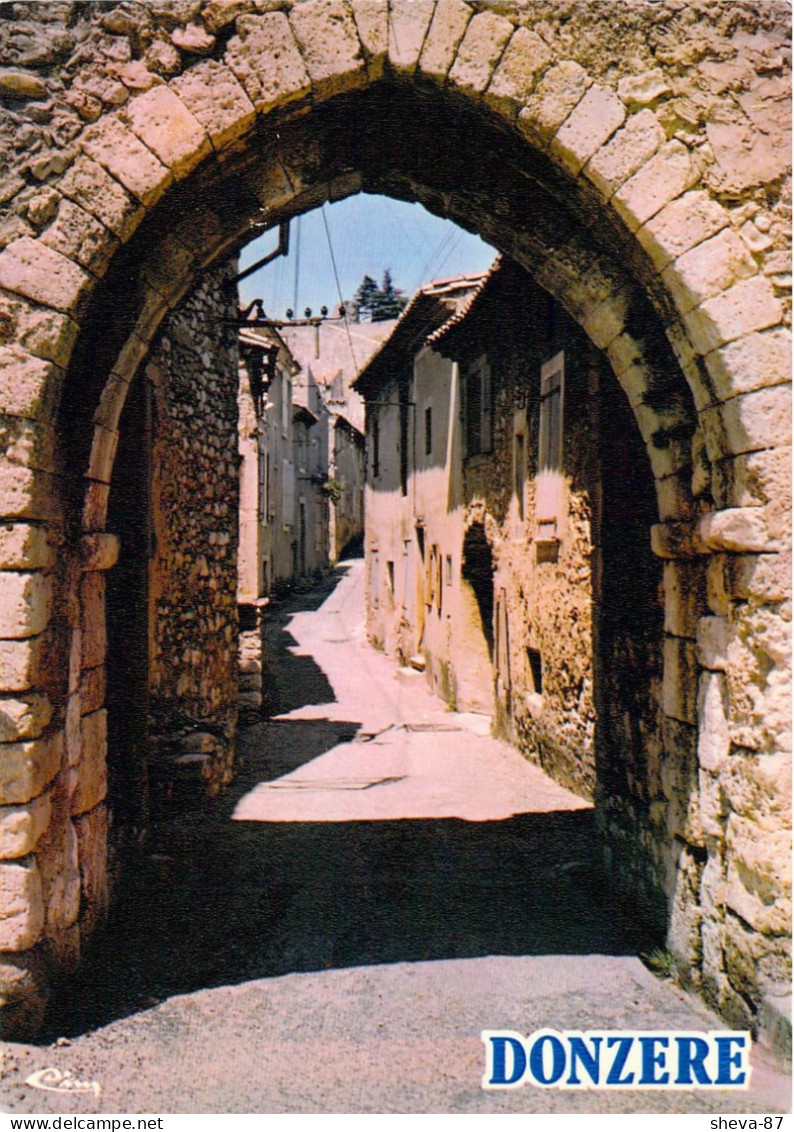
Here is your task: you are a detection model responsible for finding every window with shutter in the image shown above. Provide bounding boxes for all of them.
[282,458,295,527]
[537,351,565,540]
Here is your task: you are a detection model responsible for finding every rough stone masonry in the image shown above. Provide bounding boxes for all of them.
[0,0,789,1046]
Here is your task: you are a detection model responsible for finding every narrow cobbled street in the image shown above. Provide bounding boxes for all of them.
[1,563,788,1114]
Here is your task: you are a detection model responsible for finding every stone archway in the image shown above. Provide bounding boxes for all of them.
[0,0,789,1038]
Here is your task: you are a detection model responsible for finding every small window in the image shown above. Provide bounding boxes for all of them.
[386,560,395,593]
[462,355,493,458]
[527,647,543,695]
[426,544,437,608]
[372,413,380,479]
[257,436,267,523]
[537,351,565,538]
[282,458,295,525]
[425,406,433,457]
[282,376,291,439]
[399,374,410,496]
[445,555,453,586]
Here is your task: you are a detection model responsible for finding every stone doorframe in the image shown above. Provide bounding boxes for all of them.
[0,0,788,1037]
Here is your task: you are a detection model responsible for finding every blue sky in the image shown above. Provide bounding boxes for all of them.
[237,194,497,317]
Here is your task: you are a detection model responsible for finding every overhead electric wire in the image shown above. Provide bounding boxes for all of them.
[412,221,460,291]
[321,204,359,374]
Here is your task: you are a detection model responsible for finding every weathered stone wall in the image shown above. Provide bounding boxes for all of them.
[145,264,240,792]
[0,0,788,1042]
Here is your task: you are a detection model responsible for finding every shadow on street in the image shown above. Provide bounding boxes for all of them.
[44,571,638,1041]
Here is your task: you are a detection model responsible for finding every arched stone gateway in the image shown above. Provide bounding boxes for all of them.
[0,1,789,1040]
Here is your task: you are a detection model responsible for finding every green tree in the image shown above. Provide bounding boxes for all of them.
[353,274,381,321]
[353,271,408,321]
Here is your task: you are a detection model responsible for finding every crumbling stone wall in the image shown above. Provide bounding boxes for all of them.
[145,263,240,792]
[0,0,788,1043]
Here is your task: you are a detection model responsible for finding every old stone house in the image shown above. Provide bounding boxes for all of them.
[238,321,302,603]
[0,0,788,1047]
[356,256,663,809]
[279,316,396,561]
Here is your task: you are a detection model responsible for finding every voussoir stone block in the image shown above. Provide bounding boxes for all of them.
[0,238,93,317]
[139,234,197,309]
[0,463,61,524]
[613,140,699,233]
[721,553,791,605]
[0,695,52,743]
[712,446,792,511]
[69,710,108,817]
[80,534,120,573]
[663,228,758,315]
[683,276,783,357]
[697,615,730,671]
[0,573,52,639]
[388,0,436,75]
[584,109,665,199]
[651,520,699,559]
[0,732,62,806]
[0,347,64,423]
[40,200,119,280]
[0,290,79,370]
[519,61,590,145]
[720,751,792,833]
[37,811,80,933]
[351,0,387,77]
[80,572,106,671]
[80,115,174,208]
[663,635,698,724]
[92,373,129,436]
[725,815,791,935]
[121,86,212,180]
[0,525,55,573]
[74,803,108,926]
[697,508,777,554]
[289,0,367,99]
[448,10,514,98]
[0,791,51,860]
[0,857,44,951]
[419,0,472,84]
[80,665,106,717]
[551,84,626,176]
[637,190,730,271]
[171,60,256,151]
[58,155,145,242]
[485,27,551,117]
[0,635,47,695]
[88,426,119,487]
[697,671,730,772]
[700,385,791,461]
[663,559,704,639]
[226,12,312,114]
[704,328,791,403]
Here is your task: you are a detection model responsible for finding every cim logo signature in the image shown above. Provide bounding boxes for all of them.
[481,1029,751,1090]
[25,1068,101,1099]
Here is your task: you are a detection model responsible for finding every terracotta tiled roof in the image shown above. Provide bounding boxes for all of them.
[425,255,504,347]
[351,267,493,396]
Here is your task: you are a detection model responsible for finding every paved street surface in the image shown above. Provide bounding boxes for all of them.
[1,563,789,1114]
